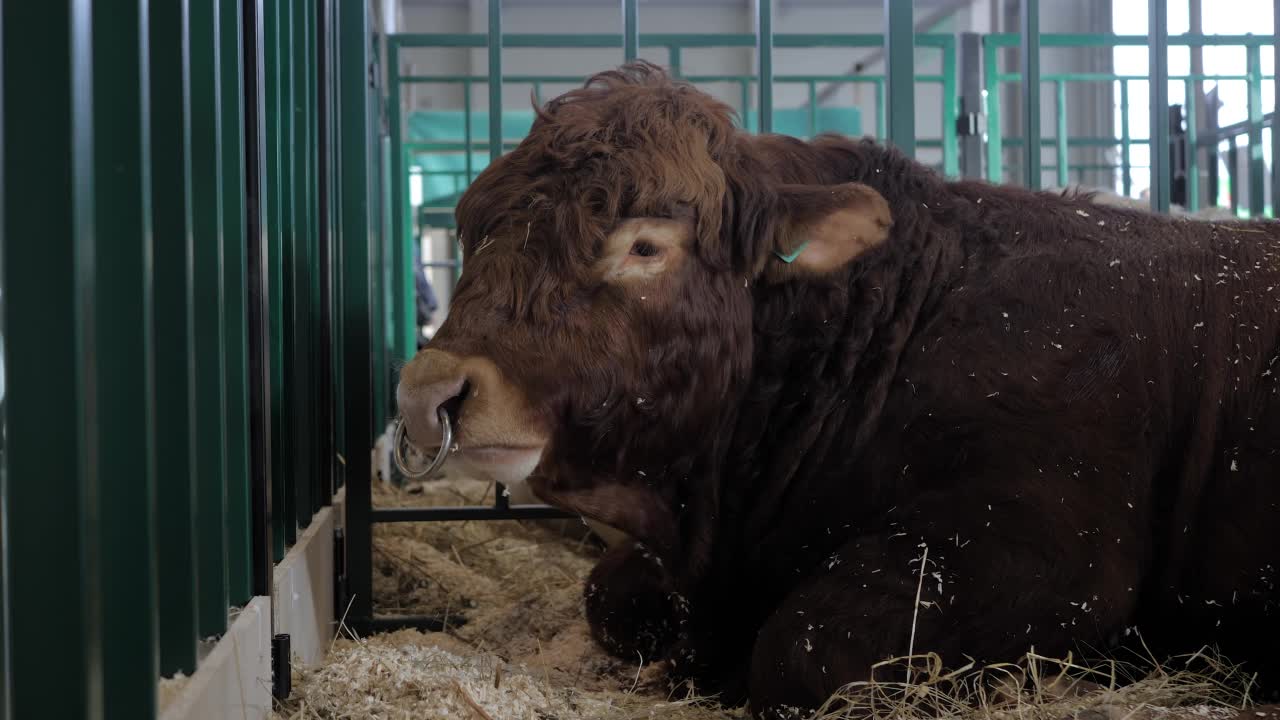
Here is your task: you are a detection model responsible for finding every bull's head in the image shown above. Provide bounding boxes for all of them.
[396,61,892,577]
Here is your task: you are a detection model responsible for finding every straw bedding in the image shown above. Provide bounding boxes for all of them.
[270,475,1266,720]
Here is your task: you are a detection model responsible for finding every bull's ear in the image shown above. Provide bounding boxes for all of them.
[763,182,893,279]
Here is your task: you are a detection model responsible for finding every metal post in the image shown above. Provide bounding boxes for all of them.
[487,0,502,161]
[1246,43,1264,217]
[622,0,638,62]
[756,0,772,134]
[1148,0,1170,212]
[884,0,915,156]
[1055,80,1068,187]
[984,38,1003,182]
[388,38,410,366]
[1184,79,1200,212]
[958,32,984,178]
[1020,0,1040,189]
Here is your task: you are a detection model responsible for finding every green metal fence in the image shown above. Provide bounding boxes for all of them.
[0,0,385,716]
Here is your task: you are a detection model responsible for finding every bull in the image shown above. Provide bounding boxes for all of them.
[395,62,1280,718]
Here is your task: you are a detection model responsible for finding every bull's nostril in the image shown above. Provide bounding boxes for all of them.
[440,380,471,424]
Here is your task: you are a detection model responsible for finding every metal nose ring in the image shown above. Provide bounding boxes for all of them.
[393,406,452,478]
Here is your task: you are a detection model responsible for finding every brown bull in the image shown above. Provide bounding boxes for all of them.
[396,61,1280,718]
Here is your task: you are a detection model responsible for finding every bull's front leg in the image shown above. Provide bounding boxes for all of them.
[746,501,1140,720]
[583,540,687,662]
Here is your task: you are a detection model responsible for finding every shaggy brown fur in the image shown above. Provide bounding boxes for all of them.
[409,62,1280,719]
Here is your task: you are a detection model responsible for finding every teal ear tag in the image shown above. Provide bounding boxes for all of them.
[774,239,810,263]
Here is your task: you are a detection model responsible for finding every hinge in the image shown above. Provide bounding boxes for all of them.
[956,111,985,137]
[272,633,292,701]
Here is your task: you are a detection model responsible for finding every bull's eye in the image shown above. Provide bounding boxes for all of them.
[630,240,661,258]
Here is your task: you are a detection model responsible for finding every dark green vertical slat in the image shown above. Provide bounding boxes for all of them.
[488,0,502,161]
[1021,0,1041,189]
[265,0,289,560]
[388,38,409,372]
[2,1,103,717]
[0,4,9,715]
[291,0,313,529]
[222,0,252,604]
[326,0,346,490]
[1148,0,1169,212]
[243,0,276,598]
[190,0,229,639]
[93,0,160,715]
[278,0,298,550]
[884,0,915,156]
[1246,43,1264,217]
[316,0,336,504]
[1185,79,1200,212]
[756,0,772,134]
[1055,80,1068,188]
[622,0,638,62]
[339,0,375,626]
[150,0,201,675]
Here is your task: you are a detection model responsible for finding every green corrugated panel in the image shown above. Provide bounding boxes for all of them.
[291,0,313,530]
[221,0,253,603]
[2,1,104,717]
[0,2,9,709]
[190,0,230,640]
[149,0,202,676]
[265,0,290,560]
[339,0,376,624]
[93,0,161,716]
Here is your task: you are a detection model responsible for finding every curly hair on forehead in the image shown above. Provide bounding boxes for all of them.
[455,60,755,272]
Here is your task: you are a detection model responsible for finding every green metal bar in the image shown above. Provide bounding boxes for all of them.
[1055,80,1068,188]
[338,0,376,629]
[2,2,104,716]
[983,32,1273,48]
[401,143,416,363]
[387,31,956,49]
[622,0,638,61]
[265,0,290,559]
[1020,0,1041,189]
[807,80,817,137]
[190,0,229,639]
[488,0,502,162]
[874,78,885,140]
[984,36,1002,182]
[149,0,201,675]
[1120,79,1131,196]
[398,72,946,85]
[668,45,681,76]
[756,0,772,134]
[464,81,474,181]
[222,0,251,605]
[1247,42,1265,217]
[997,72,1267,83]
[884,0,914,156]
[940,35,958,177]
[740,80,750,128]
[1185,78,1200,212]
[1149,0,1170,212]
[91,0,158,716]
[389,39,412,367]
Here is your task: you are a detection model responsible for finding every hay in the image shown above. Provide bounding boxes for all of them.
[271,476,1261,720]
